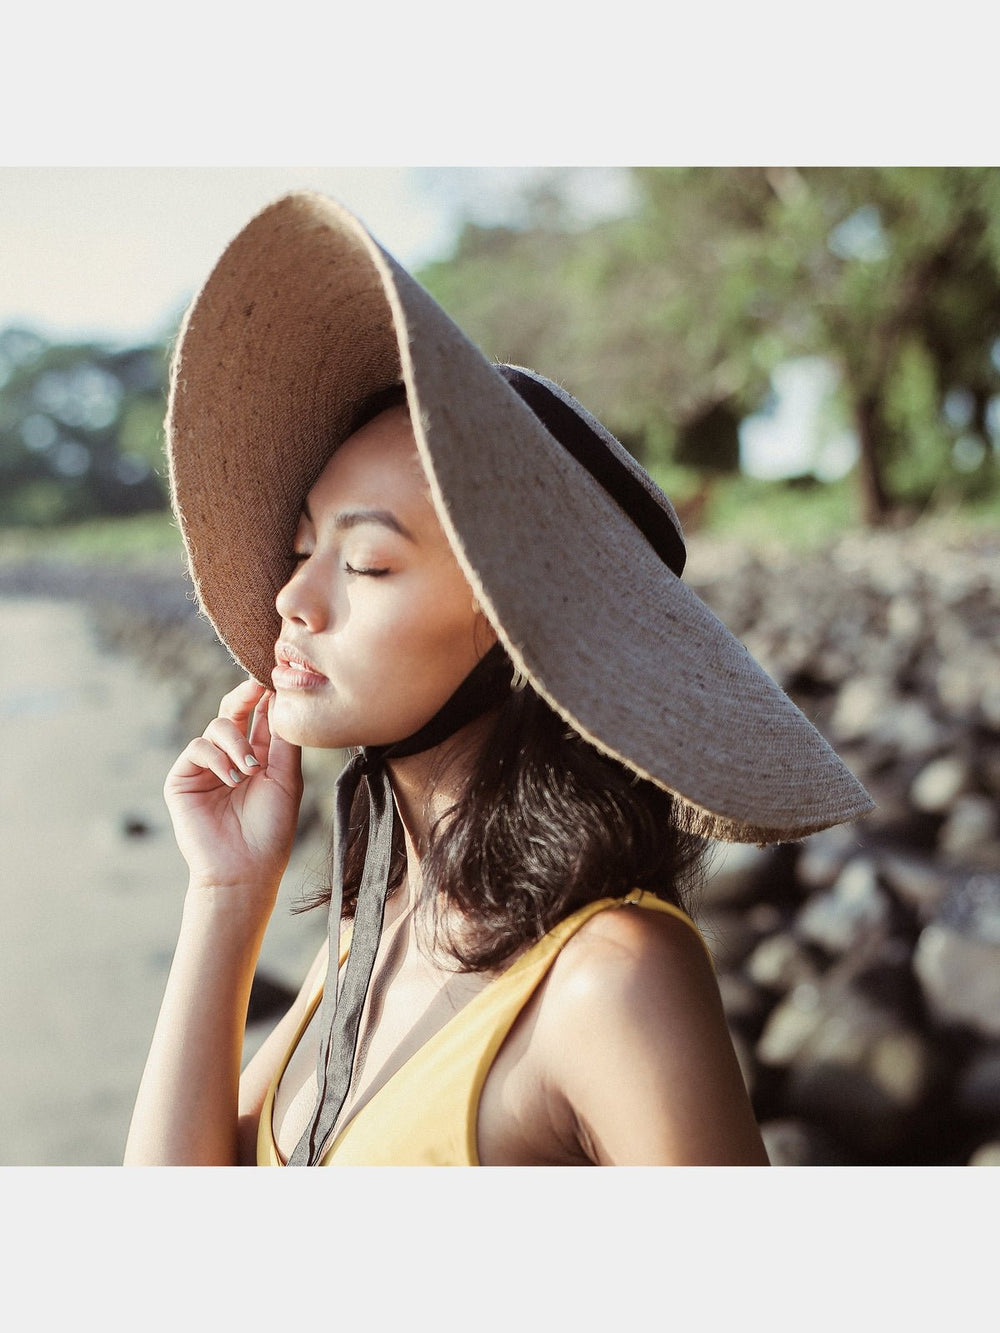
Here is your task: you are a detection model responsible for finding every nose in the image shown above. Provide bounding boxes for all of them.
[275,557,330,632]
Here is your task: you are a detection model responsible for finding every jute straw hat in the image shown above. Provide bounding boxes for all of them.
[166,190,873,846]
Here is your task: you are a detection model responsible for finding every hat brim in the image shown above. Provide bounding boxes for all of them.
[167,191,873,844]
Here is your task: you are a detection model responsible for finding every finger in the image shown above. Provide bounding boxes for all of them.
[216,678,269,736]
[255,692,302,790]
[171,736,251,788]
[247,688,273,763]
[203,715,263,776]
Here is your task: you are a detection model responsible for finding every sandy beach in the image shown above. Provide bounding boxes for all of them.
[0,591,326,1165]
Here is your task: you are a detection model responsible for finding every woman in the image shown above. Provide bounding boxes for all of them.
[125,192,872,1166]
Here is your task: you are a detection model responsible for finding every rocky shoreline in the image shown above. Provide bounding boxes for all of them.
[686,522,1000,1165]
[6,518,998,1165]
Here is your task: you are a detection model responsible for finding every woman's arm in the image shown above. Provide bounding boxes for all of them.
[235,939,328,1163]
[541,904,769,1166]
[124,681,303,1165]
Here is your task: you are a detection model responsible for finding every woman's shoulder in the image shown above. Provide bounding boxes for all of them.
[525,897,766,1164]
[529,896,723,1081]
[548,896,714,1012]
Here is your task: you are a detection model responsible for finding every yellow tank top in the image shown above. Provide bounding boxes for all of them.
[257,889,709,1166]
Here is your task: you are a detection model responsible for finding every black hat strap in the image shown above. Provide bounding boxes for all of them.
[286,641,513,1166]
[496,364,687,579]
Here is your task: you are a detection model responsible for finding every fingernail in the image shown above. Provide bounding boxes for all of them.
[229,768,243,783]
[245,755,260,768]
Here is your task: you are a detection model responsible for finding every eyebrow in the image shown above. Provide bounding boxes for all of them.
[302,500,416,542]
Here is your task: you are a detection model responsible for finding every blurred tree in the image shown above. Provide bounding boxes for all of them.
[420,167,1000,525]
[747,166,1000,522]
[0,328,169,526]
[419,175,782,476]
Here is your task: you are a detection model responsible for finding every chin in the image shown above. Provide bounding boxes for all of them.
[270,693,347,751]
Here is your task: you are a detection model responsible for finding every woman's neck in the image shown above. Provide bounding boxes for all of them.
[384,709,496,880]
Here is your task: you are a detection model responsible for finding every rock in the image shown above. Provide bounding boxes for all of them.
[760,1118,853,1166]
[932,606,976,656]
[859,1028,932,1109]
[794,857,892,955]
[910,755,971,813]
[699,841,774,908]
[939,794,1000,862]
[795,824,863,891]
[878,850,951,922]
[730,1029,757,1097]
[757,982,825,1067]
[937,870,1000,940]
[982,680,1000,730]
[825,933,923,1022]
[783,995,936,1156]
[744,902,786,936]
[878,698,948,760]
[696,909,761,972]
[981,749,1000,801]
[717,972,770,1035]
[745,930,820,993]
[968,1141,1000,1166]
[886,594,924,645]
[913,873,1000,1038]
[954,1046,1000,1121]
[938,648,1000,725]
[830,676,894,744]
[832,674,947,759]
[915,928,1000,1037]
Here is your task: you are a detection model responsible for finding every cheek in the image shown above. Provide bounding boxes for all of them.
[275,567,488,751]
[362,569,477,654]
[359,578,483,701]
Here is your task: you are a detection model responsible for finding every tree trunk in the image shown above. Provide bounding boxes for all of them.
[855,393,892,526]
[972,388,996,477]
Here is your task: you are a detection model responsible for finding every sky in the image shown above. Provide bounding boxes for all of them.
[2,165,856,480]
[1,167,636,345]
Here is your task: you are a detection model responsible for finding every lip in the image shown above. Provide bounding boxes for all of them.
[272,640,329,689]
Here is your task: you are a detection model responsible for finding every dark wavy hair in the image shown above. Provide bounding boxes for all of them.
[302,672,707,973]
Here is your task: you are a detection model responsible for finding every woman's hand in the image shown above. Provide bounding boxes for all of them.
[125,682,303,1165]
[164,680,303,906]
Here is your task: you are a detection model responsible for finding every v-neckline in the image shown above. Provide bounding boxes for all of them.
[266,891,691,1164]
[269,910,564,1163]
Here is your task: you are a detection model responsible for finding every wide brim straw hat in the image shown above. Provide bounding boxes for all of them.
[166,190,873,846]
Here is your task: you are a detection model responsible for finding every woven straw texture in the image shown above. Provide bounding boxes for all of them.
[167,192,874,845]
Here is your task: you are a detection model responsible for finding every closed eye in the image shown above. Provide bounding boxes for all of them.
[345,562,390,578]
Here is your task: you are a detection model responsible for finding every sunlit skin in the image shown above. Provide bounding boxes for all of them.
[271,405,496,752]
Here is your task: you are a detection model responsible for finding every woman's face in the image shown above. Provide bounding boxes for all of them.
[271,405,495,750]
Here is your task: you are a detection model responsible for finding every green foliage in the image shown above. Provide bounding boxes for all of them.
[0,509,182,565]
[6,169,1000,537]
[118,395,167,476]
[700,471,1000,548]
[883,340,954,506]
[700,473,857,547]
[419,166,1000,526]
[0,327,169,527]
